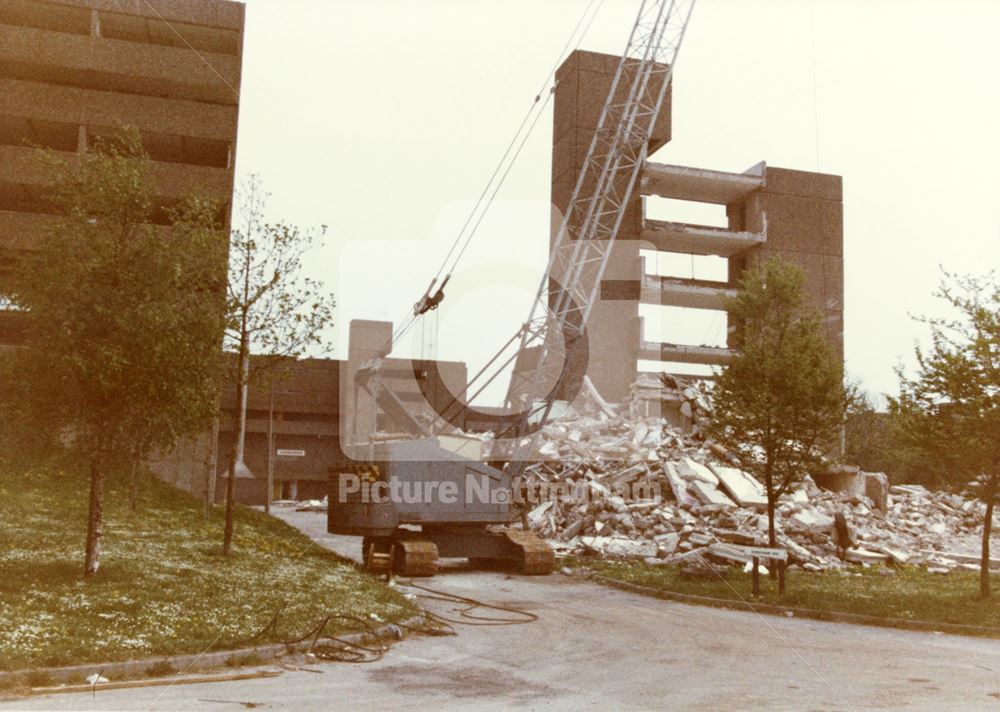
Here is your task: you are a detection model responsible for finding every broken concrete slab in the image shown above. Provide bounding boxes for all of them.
[582,536,657,559]
[527,501,554,529]
[873,545,910,565]
[689,480,735,507]
[890,484,928,497]
[663,461,698,507]
[788,509,834,531]
[863,471,889,511]
[845,547,890,564]
[710,464,767,509]
[920,549,1000,569]
[676,457,719,485]
[708,542,753,564]
[655,532,680,556]
[687,532,714,546]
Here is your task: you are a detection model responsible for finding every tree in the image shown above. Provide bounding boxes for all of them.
[8,129,226,577]
[844,386,895,475]
[708,257,847,591]
[844,386,934,488]
[221,175,334,555]
[890,272,1000,598]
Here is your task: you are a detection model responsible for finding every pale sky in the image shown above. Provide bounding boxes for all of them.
[229,0,1000,406]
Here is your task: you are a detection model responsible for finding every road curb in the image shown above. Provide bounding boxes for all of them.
[592,575,1000,638]
[0,614,426,693]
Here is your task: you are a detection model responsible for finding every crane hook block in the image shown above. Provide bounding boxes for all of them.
[414,274,450,316]
[412,278,436,317]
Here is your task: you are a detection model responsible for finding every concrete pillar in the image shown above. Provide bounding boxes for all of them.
[341,319,393,448]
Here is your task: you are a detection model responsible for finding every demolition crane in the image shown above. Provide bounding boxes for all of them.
[328,0,697,576]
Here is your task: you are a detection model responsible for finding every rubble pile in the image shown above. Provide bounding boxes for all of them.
[628,373,712,429]
[276,372,990,574]
[519,408,988,574]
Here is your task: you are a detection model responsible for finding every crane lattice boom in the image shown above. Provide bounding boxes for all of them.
[503,0,696,454]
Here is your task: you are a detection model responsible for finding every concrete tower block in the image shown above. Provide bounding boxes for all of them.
[549,50,673,404]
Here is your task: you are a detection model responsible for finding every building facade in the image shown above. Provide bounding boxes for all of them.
[550,50,844,404]
[152,319,471,507]
[0,0,245,340]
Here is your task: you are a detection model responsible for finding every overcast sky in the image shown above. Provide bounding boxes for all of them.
[230,0,1000,406]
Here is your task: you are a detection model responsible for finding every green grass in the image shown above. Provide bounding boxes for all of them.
[0,464,417,671]
[572,556,1000,632]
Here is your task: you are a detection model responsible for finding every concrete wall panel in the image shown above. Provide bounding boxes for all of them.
[0,24,241,105]
[0,79,238,142]
[49,0,244,31]
[764,166,842,201]
[758,193,843,257]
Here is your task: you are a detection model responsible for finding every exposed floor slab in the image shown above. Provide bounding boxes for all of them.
[641,274,736,310]
[640,219,765,257]
[641,162,764,204]
[639,340,736,365]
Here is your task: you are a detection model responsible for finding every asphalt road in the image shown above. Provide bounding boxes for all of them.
[7,508,1000,711]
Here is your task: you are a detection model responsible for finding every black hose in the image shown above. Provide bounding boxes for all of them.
[393,579,539,626]
[240,575,538,666]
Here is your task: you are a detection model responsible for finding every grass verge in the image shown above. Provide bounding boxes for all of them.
[0,464,416,671]
[571,556,1000,632]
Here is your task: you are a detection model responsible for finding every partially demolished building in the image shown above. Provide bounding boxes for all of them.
[552,50,843,402]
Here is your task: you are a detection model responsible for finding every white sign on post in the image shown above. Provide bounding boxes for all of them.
[736,545,788,562]
[276,448,306,458]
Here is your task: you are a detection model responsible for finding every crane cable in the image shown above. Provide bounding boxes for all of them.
[432,0,607,286]
[388,0,608,353]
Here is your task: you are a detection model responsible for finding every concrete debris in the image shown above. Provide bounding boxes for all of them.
[515,377,989,574]
[874,545,910,565]
[789,509,834,531]
[580,536,657,559]
[676,457,719,485]
[813,466,890,512]
[711,464,768,509]
[709,542,753,564]
[844,547,890,564]
[294,497,327,512]
[663,462,698,507]
[628,373,712,431]
[743,560,769,576]
[890,484,927,497]
[580,374,619,419]
[690,480,734,507]
[919,549,1000,570]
